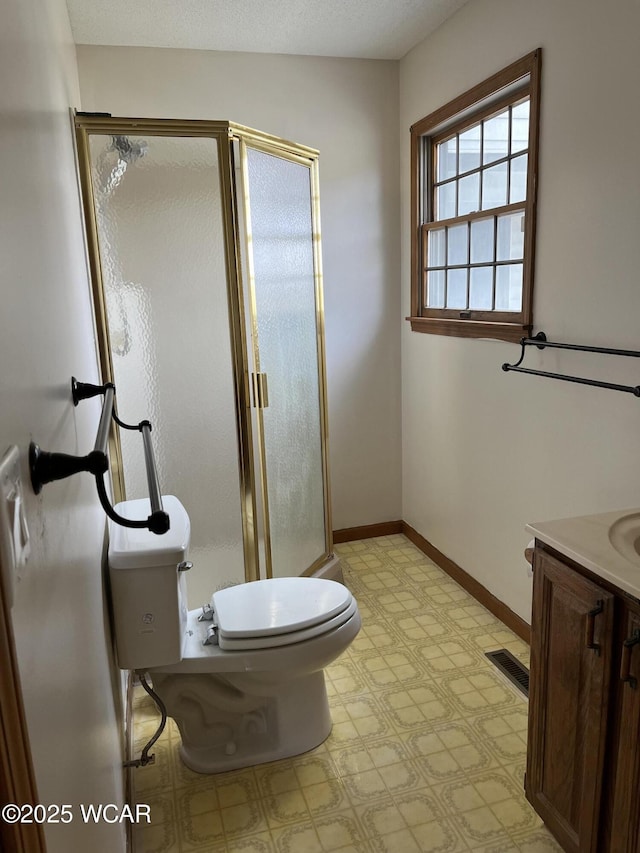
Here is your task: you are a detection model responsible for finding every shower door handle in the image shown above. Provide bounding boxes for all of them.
[252,373,269,409]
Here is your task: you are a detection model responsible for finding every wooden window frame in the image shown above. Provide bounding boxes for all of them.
[409,49,542,342]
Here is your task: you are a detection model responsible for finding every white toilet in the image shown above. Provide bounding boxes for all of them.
[108,495,361,773]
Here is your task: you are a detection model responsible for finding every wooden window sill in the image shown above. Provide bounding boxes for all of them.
[407,316,532,343]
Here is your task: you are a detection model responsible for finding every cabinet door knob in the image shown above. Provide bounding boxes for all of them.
[620,629,640,688]
[585,600,604,654]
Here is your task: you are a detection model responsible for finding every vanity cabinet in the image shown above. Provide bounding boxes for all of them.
[609,605,640,852]
[526,544,640,852]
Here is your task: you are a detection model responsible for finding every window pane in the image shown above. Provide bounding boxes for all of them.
[427,228,446,267]
[469,266,494,309]
[495,263,523,311]
[437,136,457,181]
[447,268,467,308]
[470,217,494,263]
[483,110,509,165]
[447,223,468,265]
[458,172,480,215]
[497,212,525,261]
[481,161,508,209]
[511,100,530,154]
[413,52,540,332]
[458,124,481,173]
[436,182,456,219]
[510,153,528,203]
[426,269,445,307]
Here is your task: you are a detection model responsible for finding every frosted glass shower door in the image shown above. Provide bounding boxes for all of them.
[83,130,252,607]
[241,143,330,578]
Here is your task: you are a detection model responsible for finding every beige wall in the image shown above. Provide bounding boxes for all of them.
[76,45,403,531]
[0,1,125,850]
[400,0,640,621]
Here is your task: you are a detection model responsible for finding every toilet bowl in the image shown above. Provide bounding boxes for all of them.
[108,496,360,773]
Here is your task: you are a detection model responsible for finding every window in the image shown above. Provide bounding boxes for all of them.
[409,50,542,342]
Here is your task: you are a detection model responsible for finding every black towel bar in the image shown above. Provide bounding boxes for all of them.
[502,332,640,397]
[30,377,170,534]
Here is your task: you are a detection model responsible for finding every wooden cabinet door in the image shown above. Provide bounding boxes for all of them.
[526,549,614,853]
[609,605,640,852]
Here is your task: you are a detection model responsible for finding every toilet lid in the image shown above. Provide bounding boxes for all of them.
[211,577,354,650]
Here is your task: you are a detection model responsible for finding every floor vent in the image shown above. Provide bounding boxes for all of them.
[485,649,530,697]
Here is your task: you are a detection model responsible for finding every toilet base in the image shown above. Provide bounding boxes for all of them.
[155,669,333,774]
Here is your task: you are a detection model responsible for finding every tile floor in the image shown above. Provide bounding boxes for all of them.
[130,534,561,852]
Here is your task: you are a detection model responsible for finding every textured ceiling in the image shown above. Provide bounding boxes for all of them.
[65,0,471,60]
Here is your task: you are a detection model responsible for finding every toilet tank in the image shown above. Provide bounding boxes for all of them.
[108,495,191,670]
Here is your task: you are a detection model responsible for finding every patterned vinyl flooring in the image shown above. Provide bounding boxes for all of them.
[130,534,561,852]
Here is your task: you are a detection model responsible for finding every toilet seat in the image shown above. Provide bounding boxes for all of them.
[211,577,356,651]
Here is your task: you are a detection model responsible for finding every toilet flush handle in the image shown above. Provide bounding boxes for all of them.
[177,561,193,572]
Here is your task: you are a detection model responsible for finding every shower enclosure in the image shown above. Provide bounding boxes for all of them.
[74,116,334,607]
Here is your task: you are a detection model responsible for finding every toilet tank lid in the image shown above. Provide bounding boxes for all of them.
[108,495,190,569]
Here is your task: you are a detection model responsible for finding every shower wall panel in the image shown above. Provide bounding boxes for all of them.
[87,134,246,604]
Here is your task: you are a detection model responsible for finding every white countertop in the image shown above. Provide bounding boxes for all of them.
[526,508,640,600]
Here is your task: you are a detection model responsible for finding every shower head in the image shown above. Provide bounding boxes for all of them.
[110,135,148,163]
[99,135,148,196]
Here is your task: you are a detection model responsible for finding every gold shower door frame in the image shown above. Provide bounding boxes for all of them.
[237,132,333,579]
[73,115,333,583]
